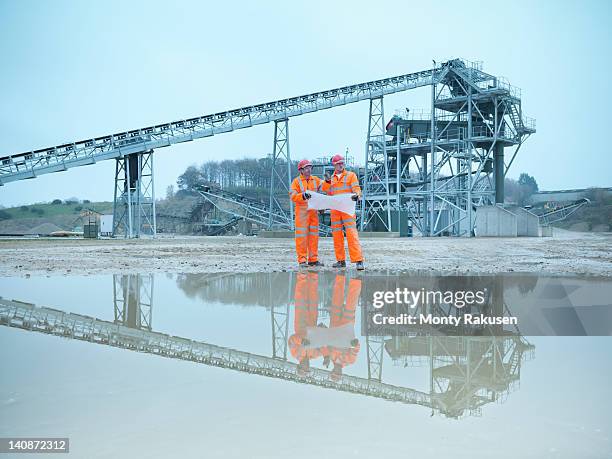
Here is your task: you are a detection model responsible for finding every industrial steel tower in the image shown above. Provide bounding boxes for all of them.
[361,59,535,236]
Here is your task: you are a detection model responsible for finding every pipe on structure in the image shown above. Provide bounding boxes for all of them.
[494,143,504,204]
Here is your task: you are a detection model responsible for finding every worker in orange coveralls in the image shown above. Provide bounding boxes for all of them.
[322,155,364,270]
[289,272,324,376]
[324,274,361,382]
[289,159,324,268]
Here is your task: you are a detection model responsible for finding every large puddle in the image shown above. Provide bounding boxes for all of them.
[0,272,611,458]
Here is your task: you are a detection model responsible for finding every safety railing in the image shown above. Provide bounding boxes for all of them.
[522,116,536,130]
[496,78,522,98]
[391,109,458,122]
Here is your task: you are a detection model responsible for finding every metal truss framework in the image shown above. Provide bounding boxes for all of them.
[0,67,442,185]
[112,151,156,238]
[271,304,289,360]
[361,97,392,230]
[359,271,535,417]
[387,335,533,418]
[366,335,385,382]
[535,198,590,226]
[113,274,154,330]
[269,119,293,229]
[270,272,293,360]
[0,298,434,409]
[361,59,535,236]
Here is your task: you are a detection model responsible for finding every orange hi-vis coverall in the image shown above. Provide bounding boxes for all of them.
[289,272,323,363]
[329,275,361,369]
[322,170,364,263]
[290,174,324,264]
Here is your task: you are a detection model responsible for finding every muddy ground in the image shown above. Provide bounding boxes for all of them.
[1,228,610,277]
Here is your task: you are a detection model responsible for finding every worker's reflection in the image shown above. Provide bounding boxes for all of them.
[289,273,361,381]
[326,275,361,381]
[289,272,322,376]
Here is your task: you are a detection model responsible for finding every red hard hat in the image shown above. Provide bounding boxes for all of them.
[298,159,313,170]
[331,154,344,165]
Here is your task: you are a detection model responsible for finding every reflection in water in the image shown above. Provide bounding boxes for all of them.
[113,274,153,331]
[0,272,537,419]
[386,336,533,417]
[176,272,293,308]
[327,275,361,381]
[290,273,361,381]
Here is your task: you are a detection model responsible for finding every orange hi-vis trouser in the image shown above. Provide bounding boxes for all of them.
[294,206,320,264]
[329,275,361,368]
[330,210,363,263]
[290,175,323,264]
[324,170,364,263]
[289,272,322,362]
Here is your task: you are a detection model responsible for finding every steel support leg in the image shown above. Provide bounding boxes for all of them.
[367,335,384,381]
[113,274,153,330]
[112,150,156,238]
[429,79,436,236]
[268,119,292,230]
[363,97,392,231]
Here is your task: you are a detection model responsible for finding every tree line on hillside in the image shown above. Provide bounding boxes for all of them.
[175,157,302,192]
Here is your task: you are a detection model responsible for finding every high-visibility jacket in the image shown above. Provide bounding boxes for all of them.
[290,174,324,264]
[322,169,364,263]
[322,169,361,197]
[290,174,324,206]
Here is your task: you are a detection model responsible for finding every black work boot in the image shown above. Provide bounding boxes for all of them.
[308,261,324,267]
[332,260,346,268]
[299,262,308,268]
[356,261,365,271]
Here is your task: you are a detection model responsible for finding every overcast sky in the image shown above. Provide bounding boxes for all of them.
[0,0,610,206]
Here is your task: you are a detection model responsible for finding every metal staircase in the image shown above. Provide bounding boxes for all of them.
[506,101,536,137]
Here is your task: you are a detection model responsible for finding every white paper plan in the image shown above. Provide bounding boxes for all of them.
[306,191,356,215]
[304,322,355,349]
